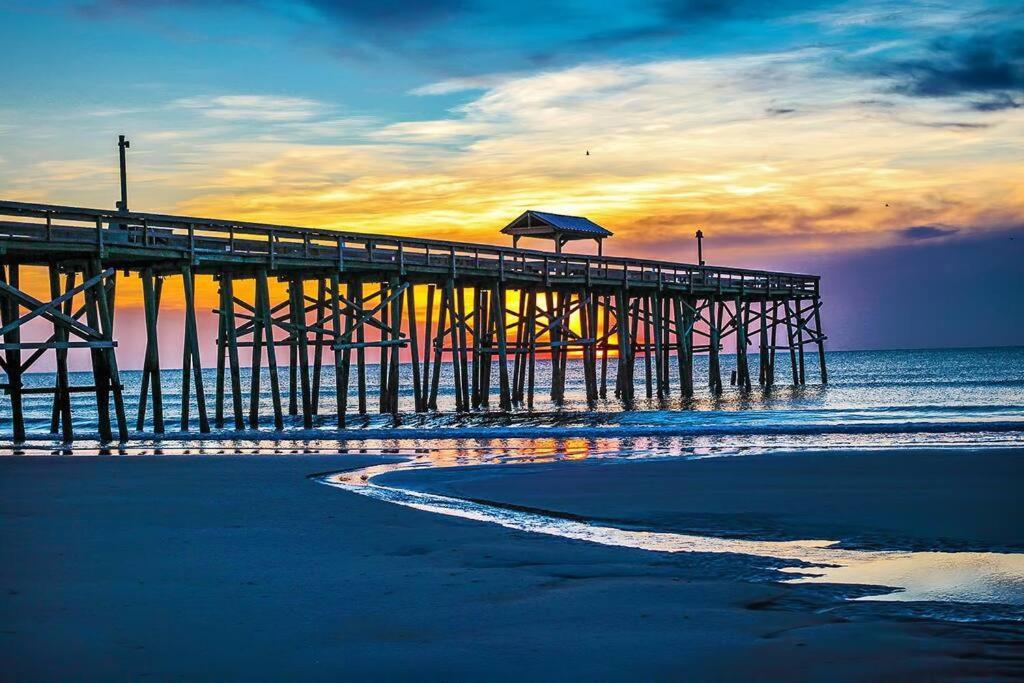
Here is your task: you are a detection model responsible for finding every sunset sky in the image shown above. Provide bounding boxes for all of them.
[1,0,1022,356]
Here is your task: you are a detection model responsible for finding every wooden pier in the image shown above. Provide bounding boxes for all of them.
[0,199,827,442]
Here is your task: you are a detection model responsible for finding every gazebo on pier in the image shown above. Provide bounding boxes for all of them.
[501,210,613,255]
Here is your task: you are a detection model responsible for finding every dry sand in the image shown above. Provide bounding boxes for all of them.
[1,451,1022,680]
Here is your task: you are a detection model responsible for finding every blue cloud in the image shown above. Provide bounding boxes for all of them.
[304,0,469,31]
[869,29,1024,108]
[899,225,959,240]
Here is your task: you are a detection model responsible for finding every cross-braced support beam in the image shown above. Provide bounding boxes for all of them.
[0,262,125,442]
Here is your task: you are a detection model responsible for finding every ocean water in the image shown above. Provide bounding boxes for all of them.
[1,346,1022,448]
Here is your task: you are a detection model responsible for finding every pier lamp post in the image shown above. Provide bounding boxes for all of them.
[696,229,705,266]
[117,135,130,213]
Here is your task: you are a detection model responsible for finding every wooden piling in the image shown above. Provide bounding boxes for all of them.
[525,290,538,409]
[180,265,209,433]
[291,276,313,428]
[311,278,326,416]
[455,285,471,411]
[783,299,799,386]
[223,275,244,428]
[493,282,512,411]
[386,276,403,416]
[0,264,26,442]
[428,282,449,410]
[796,299,807,386]
[89,260,127,441]
[419,283,435,412]
[49,268,74,441]
[406,283,422,413]
[813,295,828,384]
[708,300,722,395]
[599,295,610,399]
[255,269,283,430]
[354,281,367,415]
[333,275,352,426]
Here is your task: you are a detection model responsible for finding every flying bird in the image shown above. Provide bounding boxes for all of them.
[585,150,590,156]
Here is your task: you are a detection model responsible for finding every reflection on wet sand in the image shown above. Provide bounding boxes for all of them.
[320,446,1024,613]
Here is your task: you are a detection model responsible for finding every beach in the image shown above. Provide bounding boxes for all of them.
[2,450,1022,680]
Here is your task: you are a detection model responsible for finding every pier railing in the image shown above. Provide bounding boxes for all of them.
[0,200,818,294]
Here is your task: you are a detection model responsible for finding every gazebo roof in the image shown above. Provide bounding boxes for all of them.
[501,210,612,240]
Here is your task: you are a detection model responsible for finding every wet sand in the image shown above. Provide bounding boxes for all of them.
[382,448,1024,552]
[1,452,1021,680]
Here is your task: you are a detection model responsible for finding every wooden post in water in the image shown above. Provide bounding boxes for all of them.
[353,281,367,415]
[50,268,75,441]
[248,274,265,428]
[783,299,799,386]
[179,265,209,433]
[758,300,768,386]
[137,269,164,433]
[708,300,722,395]
[386,276,403,416]
[580,289,598,404]
[767,300,778,387]
[419,284,435,412]
[223,274,244,428]
[481,288,495,408]
[290,276,313,428]
[0,264,26,442]
[796,299,807,386]
[511,288,526,406]
[215,277,227,429]
[614,288,633,403]
[671,296,688,397]
[405,283,421,413]
[599,295,610,399]
[82,262,112,441]
[89,260,127,441]
[651,292,665,400]
[428,282,448,411]
[254,269,283,430]
[813,288,827,384]
[660,294,672,397]
[493,281,512,411]
[525,290,538,409]
[641,296,653,399]
[287,280,299,417]
[738,298,752,390]
[332,275,351,426]
[311,278,326,416]
[471,286,484,409]
[378,281,389,414]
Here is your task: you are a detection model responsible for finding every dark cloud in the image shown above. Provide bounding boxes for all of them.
[656,0,830,23]
[765,107,796,116]
[569,23,685,50]
[74,0,235,18]
[970,93,1022,111]
[305,0,469,32]
[916,121,991,130]
[871,30,1024,104]
[899,224,959,240]
[777,227,1024,350]
[74,0,467,33]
